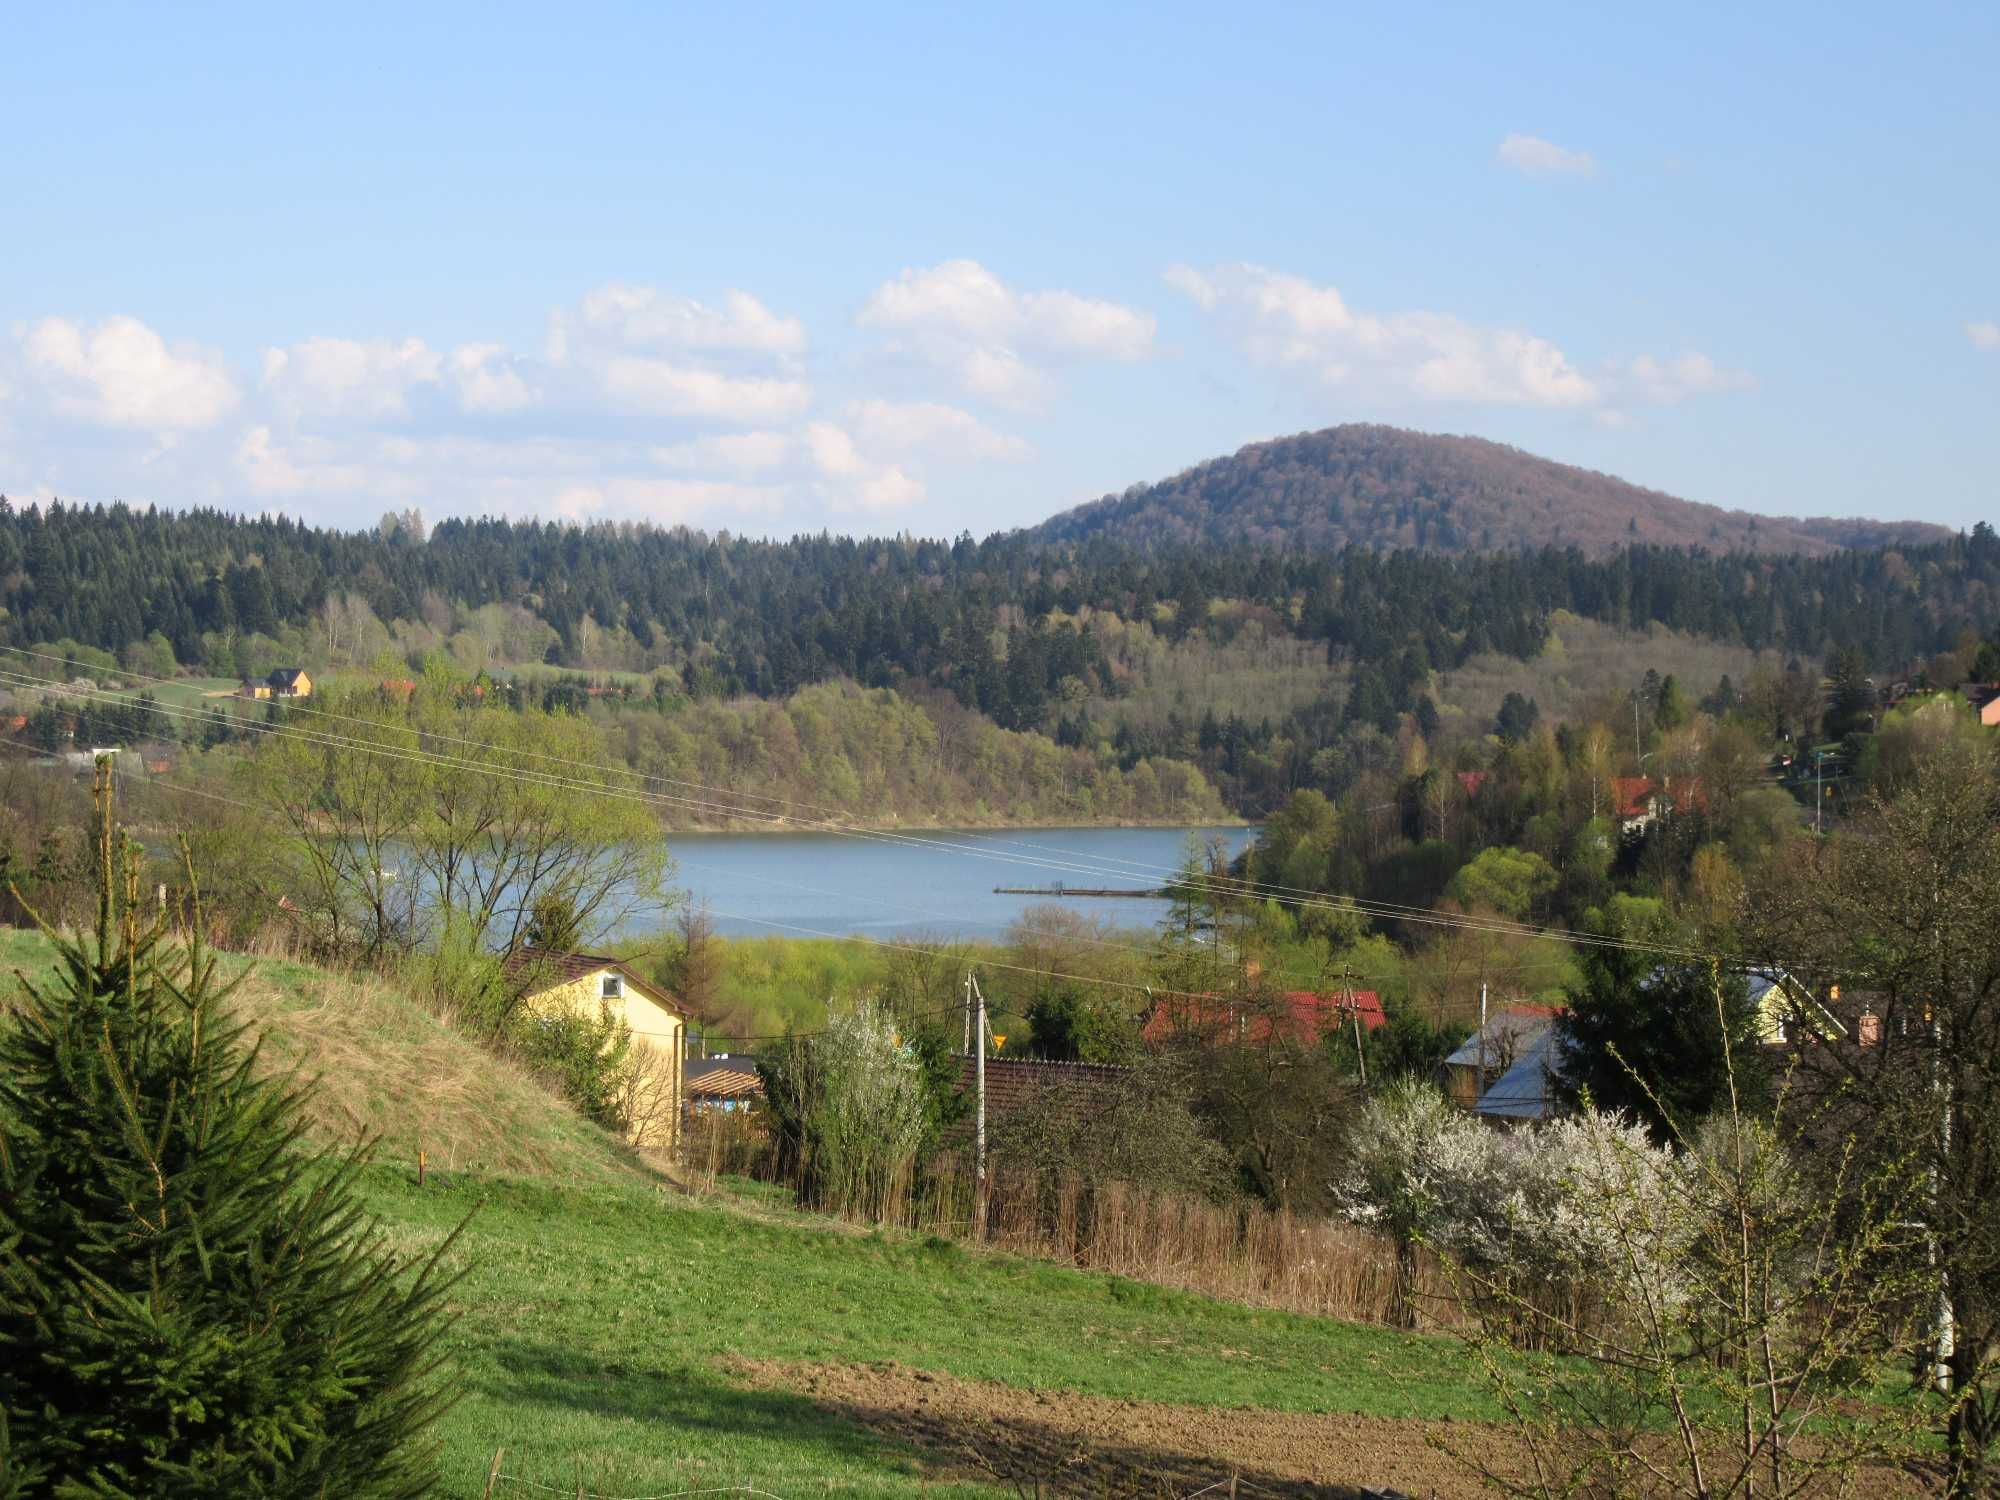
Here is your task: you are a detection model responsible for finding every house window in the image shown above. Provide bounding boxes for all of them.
[601,974,623,1000]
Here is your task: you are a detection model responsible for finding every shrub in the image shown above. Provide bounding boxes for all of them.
[758,1002,934,1218]
[0,778,461,1495]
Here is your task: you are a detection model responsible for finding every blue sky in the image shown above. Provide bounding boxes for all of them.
[3,2,1994,538]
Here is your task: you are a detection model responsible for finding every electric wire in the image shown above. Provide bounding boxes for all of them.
[0,658,1759,965]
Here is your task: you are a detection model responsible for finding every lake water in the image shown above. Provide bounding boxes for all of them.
[646,825,1258,942]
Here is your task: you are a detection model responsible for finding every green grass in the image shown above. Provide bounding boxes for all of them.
[362,1164,1506,1498]
[4,925,1505,1496]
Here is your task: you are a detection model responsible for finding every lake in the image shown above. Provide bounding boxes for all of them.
[644,825,1259,942]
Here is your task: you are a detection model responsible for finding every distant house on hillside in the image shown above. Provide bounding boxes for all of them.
[1610,776,1659,832]
[1745,969,1849,1047]
[241,667,314,701]
[1610,775,1707,834]
[504,947,686,1146]
[1965,683,2000,728]
[1141,989,1384,1048]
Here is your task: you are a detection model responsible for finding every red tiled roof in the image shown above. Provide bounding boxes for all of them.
[1141,989,1384,1047]
[1610,776,1656,819]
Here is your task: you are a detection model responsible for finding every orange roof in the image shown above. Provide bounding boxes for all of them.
[1142,989,1384,1047]
[1610,776,1656,819]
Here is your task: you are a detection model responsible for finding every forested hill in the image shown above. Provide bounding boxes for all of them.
[1031,425,1954,557]
[2,499,1997,722]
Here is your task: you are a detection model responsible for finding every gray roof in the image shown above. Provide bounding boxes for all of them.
[1443,1009,1555,1071]
[1475,1026,1565,1121]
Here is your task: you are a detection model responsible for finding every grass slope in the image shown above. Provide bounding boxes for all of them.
[368,1167,1504,1498]
[3,929,1503,1497]
[0,928,626,1181]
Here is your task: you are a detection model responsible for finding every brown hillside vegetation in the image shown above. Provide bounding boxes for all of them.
[1033,424,1951,556]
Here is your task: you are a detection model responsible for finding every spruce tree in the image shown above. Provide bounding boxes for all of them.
[0,770,462,1496]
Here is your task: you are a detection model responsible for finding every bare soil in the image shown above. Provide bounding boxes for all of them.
[728,1356,1527,1498]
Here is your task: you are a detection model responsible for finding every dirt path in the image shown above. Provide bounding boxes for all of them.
[728,1357,1526,1498]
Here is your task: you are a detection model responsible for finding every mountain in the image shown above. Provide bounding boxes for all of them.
[1031,425,1955,557]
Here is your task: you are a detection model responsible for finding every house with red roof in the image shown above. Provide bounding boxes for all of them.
[1141,989,1384,1048]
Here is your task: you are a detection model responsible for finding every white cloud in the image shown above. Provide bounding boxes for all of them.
[21,315,238,431]
[1167,262,1601,408]
[262,336,443,420]
[1617,352,1756,403]
[1497,133,1598,178]
[558,283,807,359]
[803,419,926,513]
[1968,321,2000,352]
[858,259,1154,405]
[449,343,535,413]
[600,356,812,423]
[846,398,1026,460]
[652,430,794,473]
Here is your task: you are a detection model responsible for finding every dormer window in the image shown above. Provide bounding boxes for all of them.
[601,974,623,1000]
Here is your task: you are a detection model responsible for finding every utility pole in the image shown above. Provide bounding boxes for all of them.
[972,972,989,1238]
[1477,979,1489,1103]
[1632,687,1643,766]
[1930,1005,1956,1392]
[962,971,972,1055]
[1342,968,1367,1085]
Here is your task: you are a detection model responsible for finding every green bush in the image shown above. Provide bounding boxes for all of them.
[508,1002,635,1131]
[0,784,462,1496]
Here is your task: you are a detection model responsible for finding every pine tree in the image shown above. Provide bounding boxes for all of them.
[0,768,462,1496]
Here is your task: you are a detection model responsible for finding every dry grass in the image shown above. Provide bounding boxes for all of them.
[685,1105,1451,1330]
[0,925,635,1184]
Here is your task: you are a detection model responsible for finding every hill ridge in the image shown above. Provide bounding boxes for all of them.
[1031,423,1952,557]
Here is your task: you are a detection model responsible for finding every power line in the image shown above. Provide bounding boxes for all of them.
[0,660,1756,966]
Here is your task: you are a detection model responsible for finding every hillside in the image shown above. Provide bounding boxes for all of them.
[0,930,1514,1496]
[0,928,629,1181]
[1032,424,1954,556]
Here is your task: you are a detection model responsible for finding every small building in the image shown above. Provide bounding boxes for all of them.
[1141,988,1384,1048]
[503,947,686,1147]
[1610,776,1660,832]
[1746,969,1849,1047]
[1443,1005,1558,1113]
[1965,684,2000,728]
[685,1055,765,1114]
[241,668,314,701]
[1472,1027,1567,1124]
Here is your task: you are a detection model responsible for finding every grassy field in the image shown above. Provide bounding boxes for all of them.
[2,926,1505,1498]
[367,1166,1504,1498]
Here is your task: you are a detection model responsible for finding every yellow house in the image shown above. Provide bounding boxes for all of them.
[505,947,685,1148]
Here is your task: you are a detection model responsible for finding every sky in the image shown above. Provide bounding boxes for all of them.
[2,2,1995,540]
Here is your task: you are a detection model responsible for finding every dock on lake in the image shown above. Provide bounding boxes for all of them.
[992,883,1164,899]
